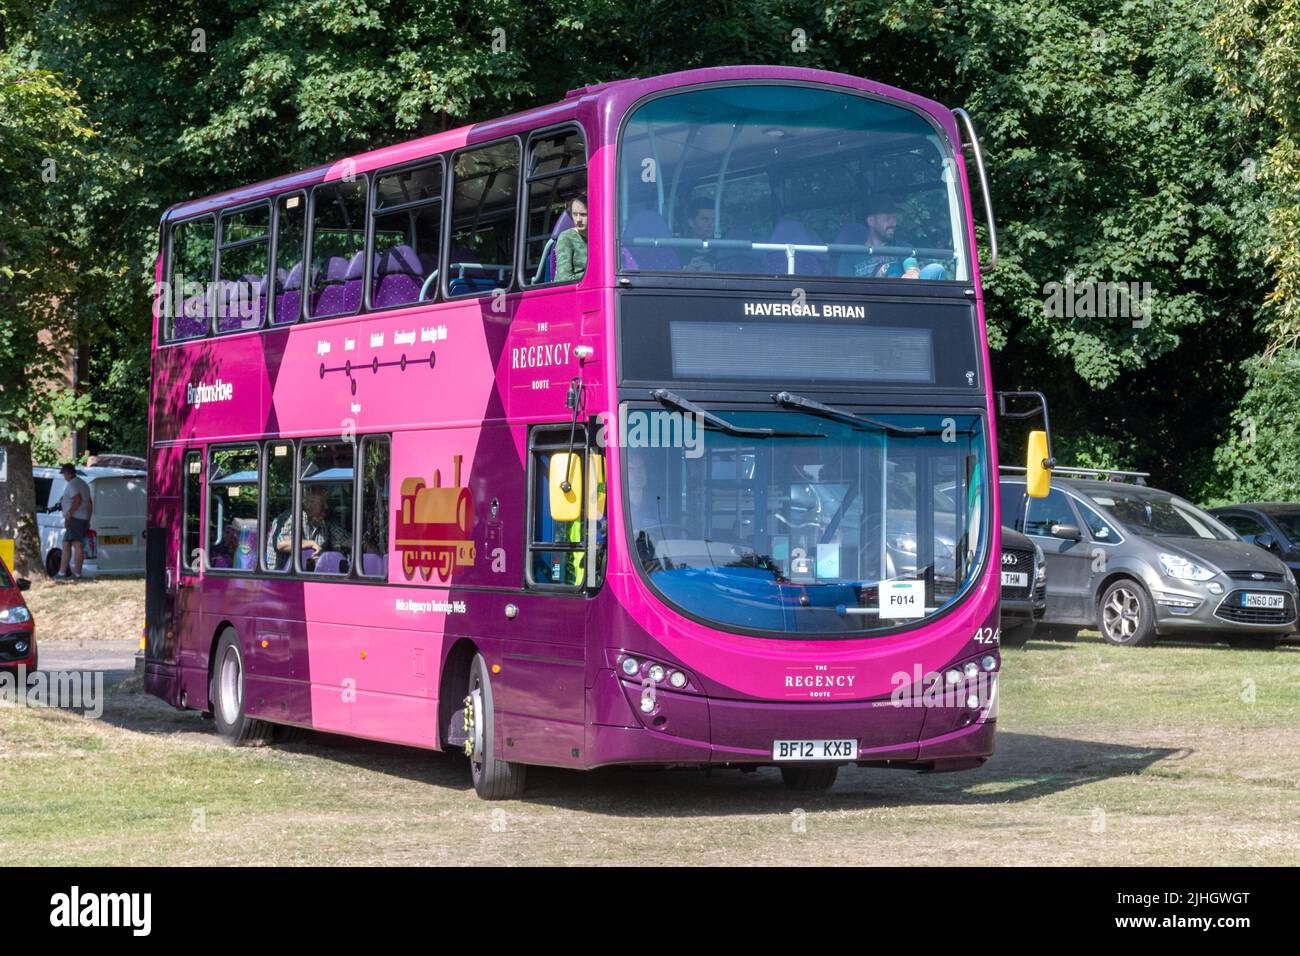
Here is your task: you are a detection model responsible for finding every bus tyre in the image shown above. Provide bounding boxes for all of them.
[1000,623,1034,647]
[1099,580,1156,647]
[466,653,527,799]
[779,764,839,792]
[210,630,274,746]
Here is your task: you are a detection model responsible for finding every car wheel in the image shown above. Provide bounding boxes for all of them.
[210,629,275,745]
[1099,580,1156,647]
[780,764,840,791]
[465,653,527,799]
[1227,634,1282,650]
[1000,622,1035,647]
[45,549,61,579]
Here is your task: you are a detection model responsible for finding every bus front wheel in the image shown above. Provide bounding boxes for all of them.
[465,653,527,799]
[779,764,839,792]
[210,629,275,746]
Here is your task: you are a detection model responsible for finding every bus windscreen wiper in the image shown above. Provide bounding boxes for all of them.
[651,389,823,439]
[771,391,938,437]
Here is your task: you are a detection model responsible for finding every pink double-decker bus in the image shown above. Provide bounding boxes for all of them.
[145,65,1043,798]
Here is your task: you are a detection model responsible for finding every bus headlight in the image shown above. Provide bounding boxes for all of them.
[648,664,666,683]
[668,670,687,689]
[621,657,640,676]
[963,661,979,679]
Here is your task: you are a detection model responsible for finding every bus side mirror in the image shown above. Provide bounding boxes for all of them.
[548,452,582,522]
[1026,430,1052,499]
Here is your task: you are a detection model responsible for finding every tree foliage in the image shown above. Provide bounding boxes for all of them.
[0,0,1295,507]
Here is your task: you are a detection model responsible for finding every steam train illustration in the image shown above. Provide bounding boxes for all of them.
[395,454,476,581]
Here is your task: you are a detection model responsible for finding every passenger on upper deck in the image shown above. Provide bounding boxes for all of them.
[837,193,946,280]
[679,197,717,272]
[554,194,589,282]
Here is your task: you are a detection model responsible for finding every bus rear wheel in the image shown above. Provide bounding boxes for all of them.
[779,764,839,792]
[210,629,275,746]
[465,653,527,799]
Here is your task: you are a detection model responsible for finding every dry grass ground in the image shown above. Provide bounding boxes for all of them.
[24,575,145,644]
[3,578,1299,865]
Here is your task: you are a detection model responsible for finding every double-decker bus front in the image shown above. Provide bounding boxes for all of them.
[584,76,1000,785]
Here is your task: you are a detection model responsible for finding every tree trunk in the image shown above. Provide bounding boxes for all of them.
[0,441,43,577]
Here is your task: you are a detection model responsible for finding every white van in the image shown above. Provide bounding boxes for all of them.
[33,466,147,577]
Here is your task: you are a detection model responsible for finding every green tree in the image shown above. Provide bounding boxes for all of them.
[14,0,1285,506]
[0,52,98,574]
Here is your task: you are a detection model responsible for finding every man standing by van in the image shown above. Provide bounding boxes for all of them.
[56,464,93,580]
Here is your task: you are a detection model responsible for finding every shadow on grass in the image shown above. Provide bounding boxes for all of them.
[86,678,1185,811]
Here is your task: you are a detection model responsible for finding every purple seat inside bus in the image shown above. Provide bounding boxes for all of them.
[173,296,208,338]
[766,219,829,275]
[373,244,424,308]
[620,210,678,271]
[544,210,574,282]
[341,250,365,312]
[361,553,388,577]
[215,274,266,333]
[310,254,353,317]
[311,551,347,575]
[274,262,304,325]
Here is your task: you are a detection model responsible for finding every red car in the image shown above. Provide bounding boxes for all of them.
[0,556,35,674]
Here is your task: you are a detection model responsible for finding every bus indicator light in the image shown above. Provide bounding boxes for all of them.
[491,664,501,674]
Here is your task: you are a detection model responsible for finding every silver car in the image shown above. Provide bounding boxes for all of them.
[1000,475,1298,648]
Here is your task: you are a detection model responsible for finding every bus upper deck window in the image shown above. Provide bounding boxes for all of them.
[167,216,215,340]
[524,128,587,286]
[272,193,307,325]
[216,202,271,334]
[371,163,443,310]
[448,140,519,299]
[309,179,368,319]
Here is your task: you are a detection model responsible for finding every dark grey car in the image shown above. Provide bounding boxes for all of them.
[1209,503,1300,587]
[1000,476,1298,648]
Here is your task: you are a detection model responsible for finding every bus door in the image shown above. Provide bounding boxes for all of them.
[173,450,206,677]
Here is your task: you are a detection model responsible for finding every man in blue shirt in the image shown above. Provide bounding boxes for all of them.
[838,193,945,280]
